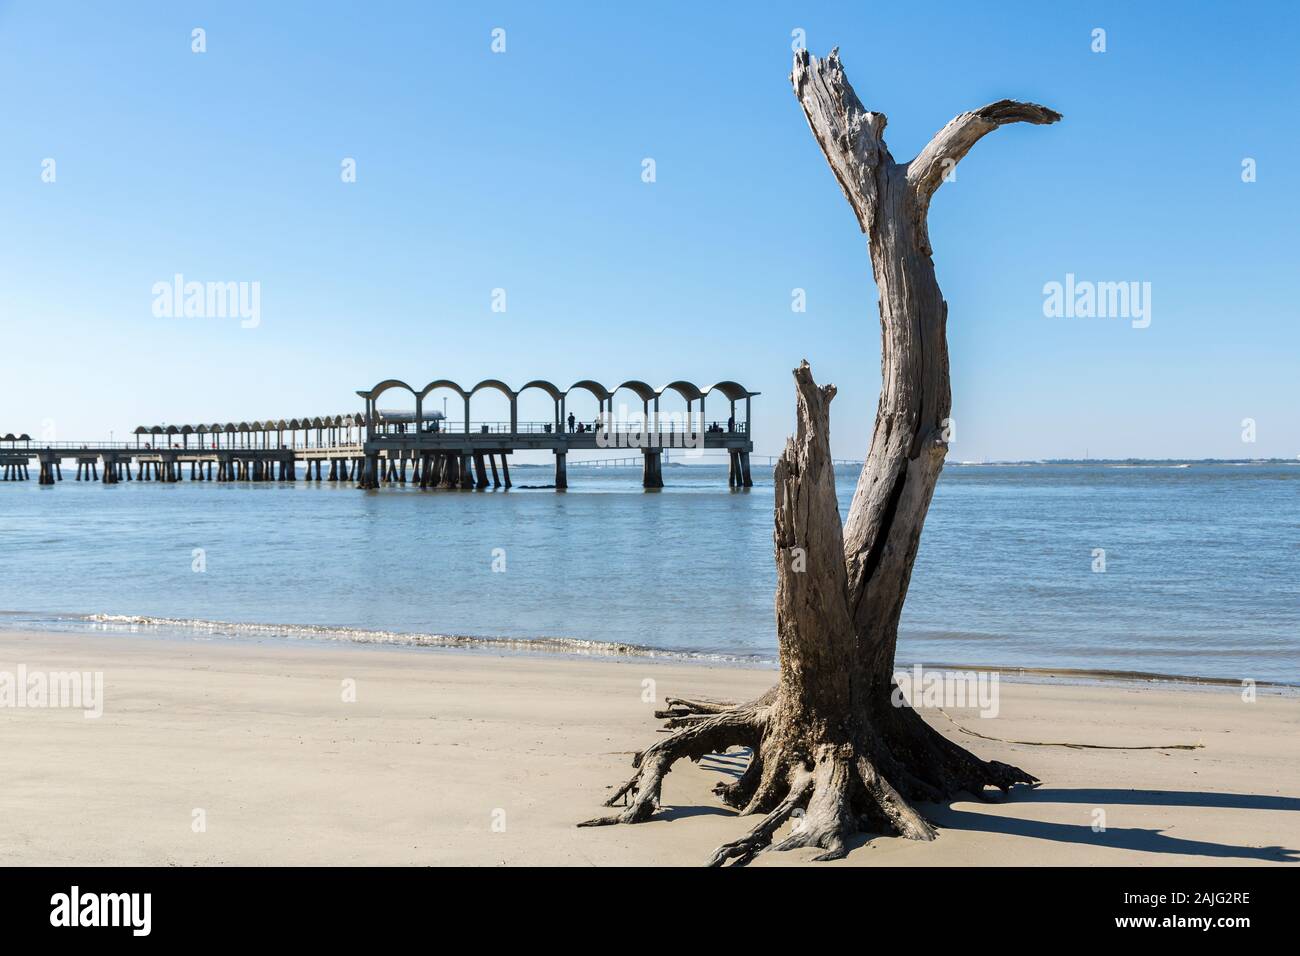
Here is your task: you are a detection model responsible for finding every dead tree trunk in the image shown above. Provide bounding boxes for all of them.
[580,48,1060,865]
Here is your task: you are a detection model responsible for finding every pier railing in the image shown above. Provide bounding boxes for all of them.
[372,420,749,438]
[6,422,750,451]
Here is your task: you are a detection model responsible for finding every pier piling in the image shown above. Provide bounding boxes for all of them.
[642,449,664,489]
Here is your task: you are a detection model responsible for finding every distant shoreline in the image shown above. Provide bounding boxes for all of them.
[945,458,1300,466]
[539,458,1300,468]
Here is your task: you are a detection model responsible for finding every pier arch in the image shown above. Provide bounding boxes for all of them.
[609,380,656,434]
[414,381,468,435]
[357,380,419,440]
[703,381,754,434]
[517,380,563,434]
[656,381,704,441]
[564,380,610,435]
[469,380,516,435]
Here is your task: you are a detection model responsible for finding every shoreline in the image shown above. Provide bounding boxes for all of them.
[0,610,1293,693]
[0,628,1295,866]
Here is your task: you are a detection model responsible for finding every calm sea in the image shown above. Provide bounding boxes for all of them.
[0,462,1295,684]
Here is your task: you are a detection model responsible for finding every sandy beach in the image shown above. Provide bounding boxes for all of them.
[0,630,1295,867]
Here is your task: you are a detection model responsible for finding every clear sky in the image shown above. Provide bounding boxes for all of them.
[2,1,1296,461]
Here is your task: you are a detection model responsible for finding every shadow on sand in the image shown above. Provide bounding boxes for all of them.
[688,752,1298,862]
[924,787,1299,863]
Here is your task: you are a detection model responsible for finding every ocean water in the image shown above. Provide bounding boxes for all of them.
[0,462,1295,683]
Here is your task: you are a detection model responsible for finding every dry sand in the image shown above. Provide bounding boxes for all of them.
[0,630,1295,866]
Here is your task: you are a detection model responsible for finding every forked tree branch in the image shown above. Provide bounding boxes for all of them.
[791,48,891,233]
[794,49,1060,251]
[907,100,1062,207]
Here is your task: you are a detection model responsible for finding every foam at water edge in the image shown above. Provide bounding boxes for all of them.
[79,613,777,666]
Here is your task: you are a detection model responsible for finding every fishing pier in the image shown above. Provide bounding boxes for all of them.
[1,376,758,491]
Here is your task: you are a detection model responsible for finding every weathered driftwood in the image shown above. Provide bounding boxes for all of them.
[581,49,1060,865]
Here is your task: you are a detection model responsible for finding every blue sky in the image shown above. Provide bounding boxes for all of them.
[1,1,1296,460]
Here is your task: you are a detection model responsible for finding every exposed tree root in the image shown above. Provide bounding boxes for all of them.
[578,707,767,827]
[708,767,813,867]
[768,748,856,861]
[855,754,937,842]
[656,688,778,722]
[654,696,741,718]
[583,688,1036,865]
[883,697,1040,800]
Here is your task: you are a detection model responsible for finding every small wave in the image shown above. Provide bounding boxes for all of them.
[80,613,775,666]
